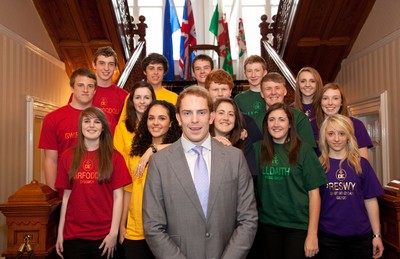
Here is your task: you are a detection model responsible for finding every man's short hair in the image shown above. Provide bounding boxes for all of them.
[142,53,169,74]
[244,55,267,71]
[192,54,214,71]
[93,46,118,66]
[70,68,97,88]
[204,69,234,90]
[261,72,286,86]
[176,86,213,113]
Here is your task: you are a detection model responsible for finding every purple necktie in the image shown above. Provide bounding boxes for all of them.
[193,146,209,217]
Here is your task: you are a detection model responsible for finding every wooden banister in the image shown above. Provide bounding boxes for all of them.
[117,15,147,92]
[261,41,296,90]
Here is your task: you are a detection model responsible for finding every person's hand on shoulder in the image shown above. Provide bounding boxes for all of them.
[213,136,232,146]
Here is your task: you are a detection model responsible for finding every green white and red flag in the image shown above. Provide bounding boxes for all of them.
[209,0,233,76]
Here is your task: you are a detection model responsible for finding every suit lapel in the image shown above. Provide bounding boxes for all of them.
[166,141,206,220]
[206,140,226,219]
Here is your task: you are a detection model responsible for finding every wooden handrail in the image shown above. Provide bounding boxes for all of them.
[117,41,145,88]
[116,13,147,91]
[262,40,296,90]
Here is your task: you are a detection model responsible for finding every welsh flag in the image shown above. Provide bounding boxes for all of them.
[209,0,233,76]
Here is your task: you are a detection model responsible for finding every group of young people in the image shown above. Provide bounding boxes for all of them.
[38,45,384,259]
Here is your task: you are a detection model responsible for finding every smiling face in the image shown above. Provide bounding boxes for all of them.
[133,87,153,119]
[193,60,212,86]
[260,81,287,108]
[176,94,215,145]
[213,101,235,137]
[244,62,267,87]
[325,123,348,156]
[147,104,171,144]
[321,88,342,116]
[298,71,317,100]
[82,114,103,142]
[93,55,116,86]
[267,108,290,144]
[208,82,232,102]
[144,63,165,89]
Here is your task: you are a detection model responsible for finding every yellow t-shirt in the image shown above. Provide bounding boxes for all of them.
[113,119,135,165]
[117,87,177,124]
[155,87,178,105]
[124,155,148,240]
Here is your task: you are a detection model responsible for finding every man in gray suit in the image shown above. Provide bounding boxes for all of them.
[143,86,258,259]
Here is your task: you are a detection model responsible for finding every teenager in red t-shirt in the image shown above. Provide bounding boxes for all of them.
[55,107,131,259]
[91,46,128,122]
[39,68,116,191]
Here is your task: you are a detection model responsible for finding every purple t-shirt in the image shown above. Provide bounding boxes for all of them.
[319,157,384,236]
[350,117,373,149]
[303,103,319,142]
[306,107,373,154]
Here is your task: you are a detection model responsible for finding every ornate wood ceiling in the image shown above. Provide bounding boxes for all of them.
[279,0,376,82]
[32,0,128,80]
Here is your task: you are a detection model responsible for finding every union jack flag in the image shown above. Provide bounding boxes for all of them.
[179,0,197,80]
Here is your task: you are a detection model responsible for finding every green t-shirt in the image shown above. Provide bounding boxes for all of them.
[252,107,317,176]
[258,143,326,230]
[234,90,266,119]
[254,107,316,148]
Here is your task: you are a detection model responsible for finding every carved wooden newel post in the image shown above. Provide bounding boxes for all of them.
[0,180,61,259]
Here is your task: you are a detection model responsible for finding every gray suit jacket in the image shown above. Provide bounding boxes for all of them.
[143,138,258,259]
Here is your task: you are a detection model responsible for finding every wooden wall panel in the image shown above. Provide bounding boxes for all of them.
[0,24,70,255]
[336,31,400,181]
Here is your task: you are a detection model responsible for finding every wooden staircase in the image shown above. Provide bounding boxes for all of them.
[32,0,377,90]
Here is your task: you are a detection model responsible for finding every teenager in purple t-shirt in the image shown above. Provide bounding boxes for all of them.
[318,114,384,259]
[320,83,373,160]
[293,67,325,155]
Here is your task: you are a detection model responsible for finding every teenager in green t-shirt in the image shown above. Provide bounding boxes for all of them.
[234,55,268,118]
[258,103,326,259]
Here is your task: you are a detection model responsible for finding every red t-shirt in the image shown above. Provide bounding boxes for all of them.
[92,84,128,122]
[38,105,82,158]
[55,149,131,240]
[38,105,116,158]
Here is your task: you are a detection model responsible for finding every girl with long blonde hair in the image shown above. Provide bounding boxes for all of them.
[318,114,384,259]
